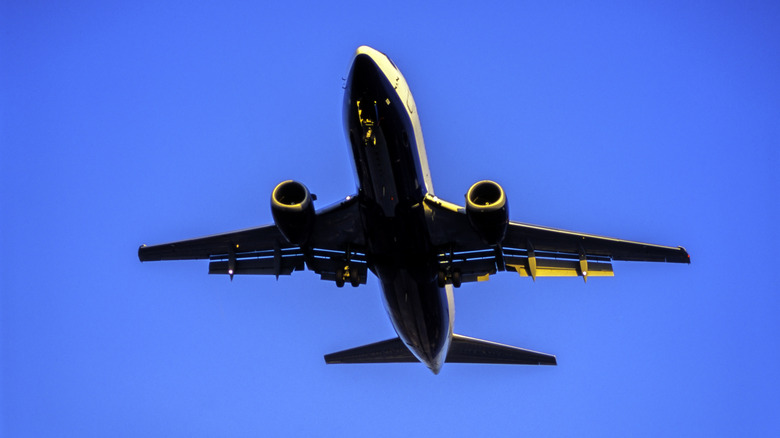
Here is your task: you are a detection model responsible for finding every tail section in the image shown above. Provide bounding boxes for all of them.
[324,334,556,366]
[446,334,557,365]
[324,337,417,364]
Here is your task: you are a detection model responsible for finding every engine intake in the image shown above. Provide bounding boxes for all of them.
[271,180,315,245]
[465,180,508,245]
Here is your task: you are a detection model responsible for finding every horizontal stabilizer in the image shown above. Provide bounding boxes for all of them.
[446,334,557,365]
[324,337,418,364]
[324,335,556,366]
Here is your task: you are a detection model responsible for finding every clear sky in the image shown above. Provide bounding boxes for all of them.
[2,1,779,436]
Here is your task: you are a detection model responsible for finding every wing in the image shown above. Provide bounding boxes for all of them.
[139,196,368,284]
[424,194,689,284]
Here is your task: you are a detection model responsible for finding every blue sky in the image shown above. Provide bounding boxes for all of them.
[2,1,779,436]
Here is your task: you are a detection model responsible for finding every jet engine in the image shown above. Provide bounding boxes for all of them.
[465,180,508,245]
[271,180,315,245]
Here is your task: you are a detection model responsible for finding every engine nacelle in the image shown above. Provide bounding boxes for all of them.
[465,180,509,245]
[271,180,315,245]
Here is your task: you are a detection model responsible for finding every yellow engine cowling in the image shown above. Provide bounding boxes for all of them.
[271,180,315,245]
[465,180,508,245]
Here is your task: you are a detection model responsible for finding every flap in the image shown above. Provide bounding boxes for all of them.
[507,259,614,278]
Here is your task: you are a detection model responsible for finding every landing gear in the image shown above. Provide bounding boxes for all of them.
[336,265,360,288]
[349,266,360,287]
[452,270,462,288]
[356,100,378,146]
[437,268,462,288]
[437,270,446,288]
[336,267,346,288]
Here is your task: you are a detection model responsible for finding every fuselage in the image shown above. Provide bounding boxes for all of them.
[343,46,454,374]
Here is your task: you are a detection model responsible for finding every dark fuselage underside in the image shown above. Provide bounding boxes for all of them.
[343,53,451,372]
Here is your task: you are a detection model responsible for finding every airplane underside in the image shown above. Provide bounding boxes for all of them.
[342,50,451,372]
[138,46,689,374]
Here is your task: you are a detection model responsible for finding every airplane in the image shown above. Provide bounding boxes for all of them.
[138,46,690,374]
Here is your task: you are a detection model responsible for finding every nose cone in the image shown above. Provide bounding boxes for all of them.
[346,49,385,97]
[351,52,380,78]
[349,46,397,86]
[354,45,387,63]
[351,46,382,74]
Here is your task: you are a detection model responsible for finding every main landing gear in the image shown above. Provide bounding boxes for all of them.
[336,265,360,288]
[437,268,462,288]
[335,247,360,288]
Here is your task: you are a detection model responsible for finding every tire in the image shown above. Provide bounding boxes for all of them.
[349,266,360,287]
[452,270,462,288]
[336,267,345,288]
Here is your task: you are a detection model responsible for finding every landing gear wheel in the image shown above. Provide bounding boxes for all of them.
[437,270,446,288]
[349,266,360,287]
[336,267,345,288]
[452,270,462,288]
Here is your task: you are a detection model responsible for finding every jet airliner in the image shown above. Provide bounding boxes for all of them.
[139,46,689,374]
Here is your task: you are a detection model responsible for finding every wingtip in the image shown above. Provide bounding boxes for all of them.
[679,246,691,264]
